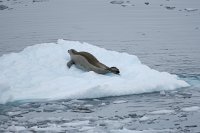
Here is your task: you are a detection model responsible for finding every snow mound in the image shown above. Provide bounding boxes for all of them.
[0,39,189,104]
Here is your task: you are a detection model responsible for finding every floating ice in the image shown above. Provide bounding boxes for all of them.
[185,8,198,12]
[8,126,26,132]
[0,39,189,104]
[182,106,200,112]
[149,109,175,115]
[139,116,149,121]
[160,90,166,96]
[113,100,128,104]
[61,120,89,127]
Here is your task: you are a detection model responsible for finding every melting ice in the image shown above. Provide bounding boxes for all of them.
[0,39,189,104]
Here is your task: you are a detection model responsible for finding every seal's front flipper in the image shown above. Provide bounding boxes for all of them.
[67,60,74,68]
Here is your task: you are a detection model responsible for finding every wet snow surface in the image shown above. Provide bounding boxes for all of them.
[1,0,200,132]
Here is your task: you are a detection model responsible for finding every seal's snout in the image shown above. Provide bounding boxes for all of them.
[68,49,73,53]
[68,49,77,54]
[68,49,73,54]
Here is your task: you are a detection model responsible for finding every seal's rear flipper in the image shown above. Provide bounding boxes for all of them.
[109,67,120,74]
[67,60,74,68]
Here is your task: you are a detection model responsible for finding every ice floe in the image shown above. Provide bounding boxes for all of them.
[0,39,189,104]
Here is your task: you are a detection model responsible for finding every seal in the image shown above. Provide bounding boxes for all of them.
[67,49,120,75]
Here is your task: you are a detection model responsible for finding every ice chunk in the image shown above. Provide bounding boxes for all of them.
[160,90,166,96]
[149,110,174,114]
[139,116,149,121]
[61,120,89,127]
[113,100,128,104]
[0,39,189,104]
[182,106,200,112]
[185,8,198,12]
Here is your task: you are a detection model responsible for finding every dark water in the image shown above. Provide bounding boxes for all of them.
[0,0,200,132]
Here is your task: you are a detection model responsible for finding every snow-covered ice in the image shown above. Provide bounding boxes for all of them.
[0,39,189,104]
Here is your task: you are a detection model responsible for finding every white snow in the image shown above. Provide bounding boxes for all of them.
[182,106,200,112]
[0,39,189,104]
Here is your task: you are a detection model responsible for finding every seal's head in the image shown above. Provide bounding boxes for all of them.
[109,67,120,75]
[68,49,78,55]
